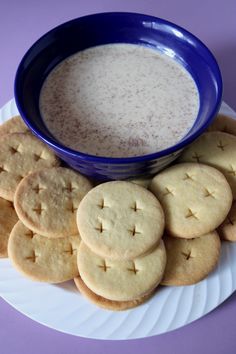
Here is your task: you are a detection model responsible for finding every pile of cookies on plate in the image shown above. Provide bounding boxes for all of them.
[0,113,236,311]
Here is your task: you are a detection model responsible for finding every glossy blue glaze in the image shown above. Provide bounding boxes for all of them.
[14,12,222,180]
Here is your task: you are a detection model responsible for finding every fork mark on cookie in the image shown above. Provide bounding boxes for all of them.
[127,261,139,274]
[217,140,227,151]
[32,204,45,215]
[33,152,45,161]
[67,203,78,213]
[204,188,215,199]
[98,198,109,209]
[191,152,203,162]
[25,250,38,262]
[181,250,193,260]
[9,145,21,155]
[183,173,194,181]
[185,208,198,220]
[131,201,141,211]
[63,182,76,193]
[95,222,106,233]
[128,226,141,237]
[32,185,45,194]
[0,165,8,173]
[163,187,174,196]
[64,244,77,255]
[98,260,110,272]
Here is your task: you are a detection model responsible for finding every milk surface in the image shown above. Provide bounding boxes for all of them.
[40,44,199,157]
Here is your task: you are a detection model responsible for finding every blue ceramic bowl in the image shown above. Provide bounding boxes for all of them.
[14,12,222,180]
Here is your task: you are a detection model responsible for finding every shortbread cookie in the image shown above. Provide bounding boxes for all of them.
[14,167,93,237]
[77,240,166,301]
[0,115,29,136]
[207,114,236,135]
[150,163,232,238]
[178,131,236,198]
[77,181,165,260]
[0,132,60,201]
[0,198,18,257]
[161,231,221,286]
[8,221,80,283]
[218,201,236,241]
[74,275,154,311]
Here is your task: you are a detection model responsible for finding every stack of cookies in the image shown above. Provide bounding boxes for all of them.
[179,115,236,242]
[75,181,167,310]
[0,115,59,258]
[0,116,93,283]
[150,162,232,285]
[1,113,236,312]
[9,166,92,283]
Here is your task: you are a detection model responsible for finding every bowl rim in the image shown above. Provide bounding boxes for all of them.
[14,11,223,164]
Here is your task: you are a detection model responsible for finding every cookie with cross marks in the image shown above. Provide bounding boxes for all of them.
[14,167,93,237]
[0,132,60,201]
[8,221,80,283]
[149,163,232,238]
[178,131,236,199]
[77,240,166,301]
[161,231,221,286]
[77,181,165,260]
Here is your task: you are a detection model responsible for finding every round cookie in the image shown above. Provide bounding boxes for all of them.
[161,231,221,286]
[0,115,29,136]
[77,181,165,260]
[0,132,60,201]
[0,198,18,257]
[74,275,154,311]
[149,163,232,238]
[207,114,236,136]
[14,167,93,238]
[218,201,236,242]
[178,131,236,198]
[8,221,80,283]
[77,240,166,302]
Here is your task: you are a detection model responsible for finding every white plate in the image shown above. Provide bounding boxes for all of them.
[0,99,236,340]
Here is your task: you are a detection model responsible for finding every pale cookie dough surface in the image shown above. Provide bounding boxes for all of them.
[77,240,166,302]
[0,132,60,201]
[0,115,29,136]
[8,221,80,283]
[178,131,236,198]
[161,231,221,286]
[218,201,236,242]
[149,163,232,238]
[77,181,165,260]
[14,167,93,238]
[207,114,236,136]
[74,275,154,311]
[0,198,18,257]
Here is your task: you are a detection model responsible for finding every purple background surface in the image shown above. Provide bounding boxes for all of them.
[0,1,236,353]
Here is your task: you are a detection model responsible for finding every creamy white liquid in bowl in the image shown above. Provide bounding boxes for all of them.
[39,44,199,157]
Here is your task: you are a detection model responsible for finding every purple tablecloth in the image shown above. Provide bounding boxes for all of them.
[0,1,236,353]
